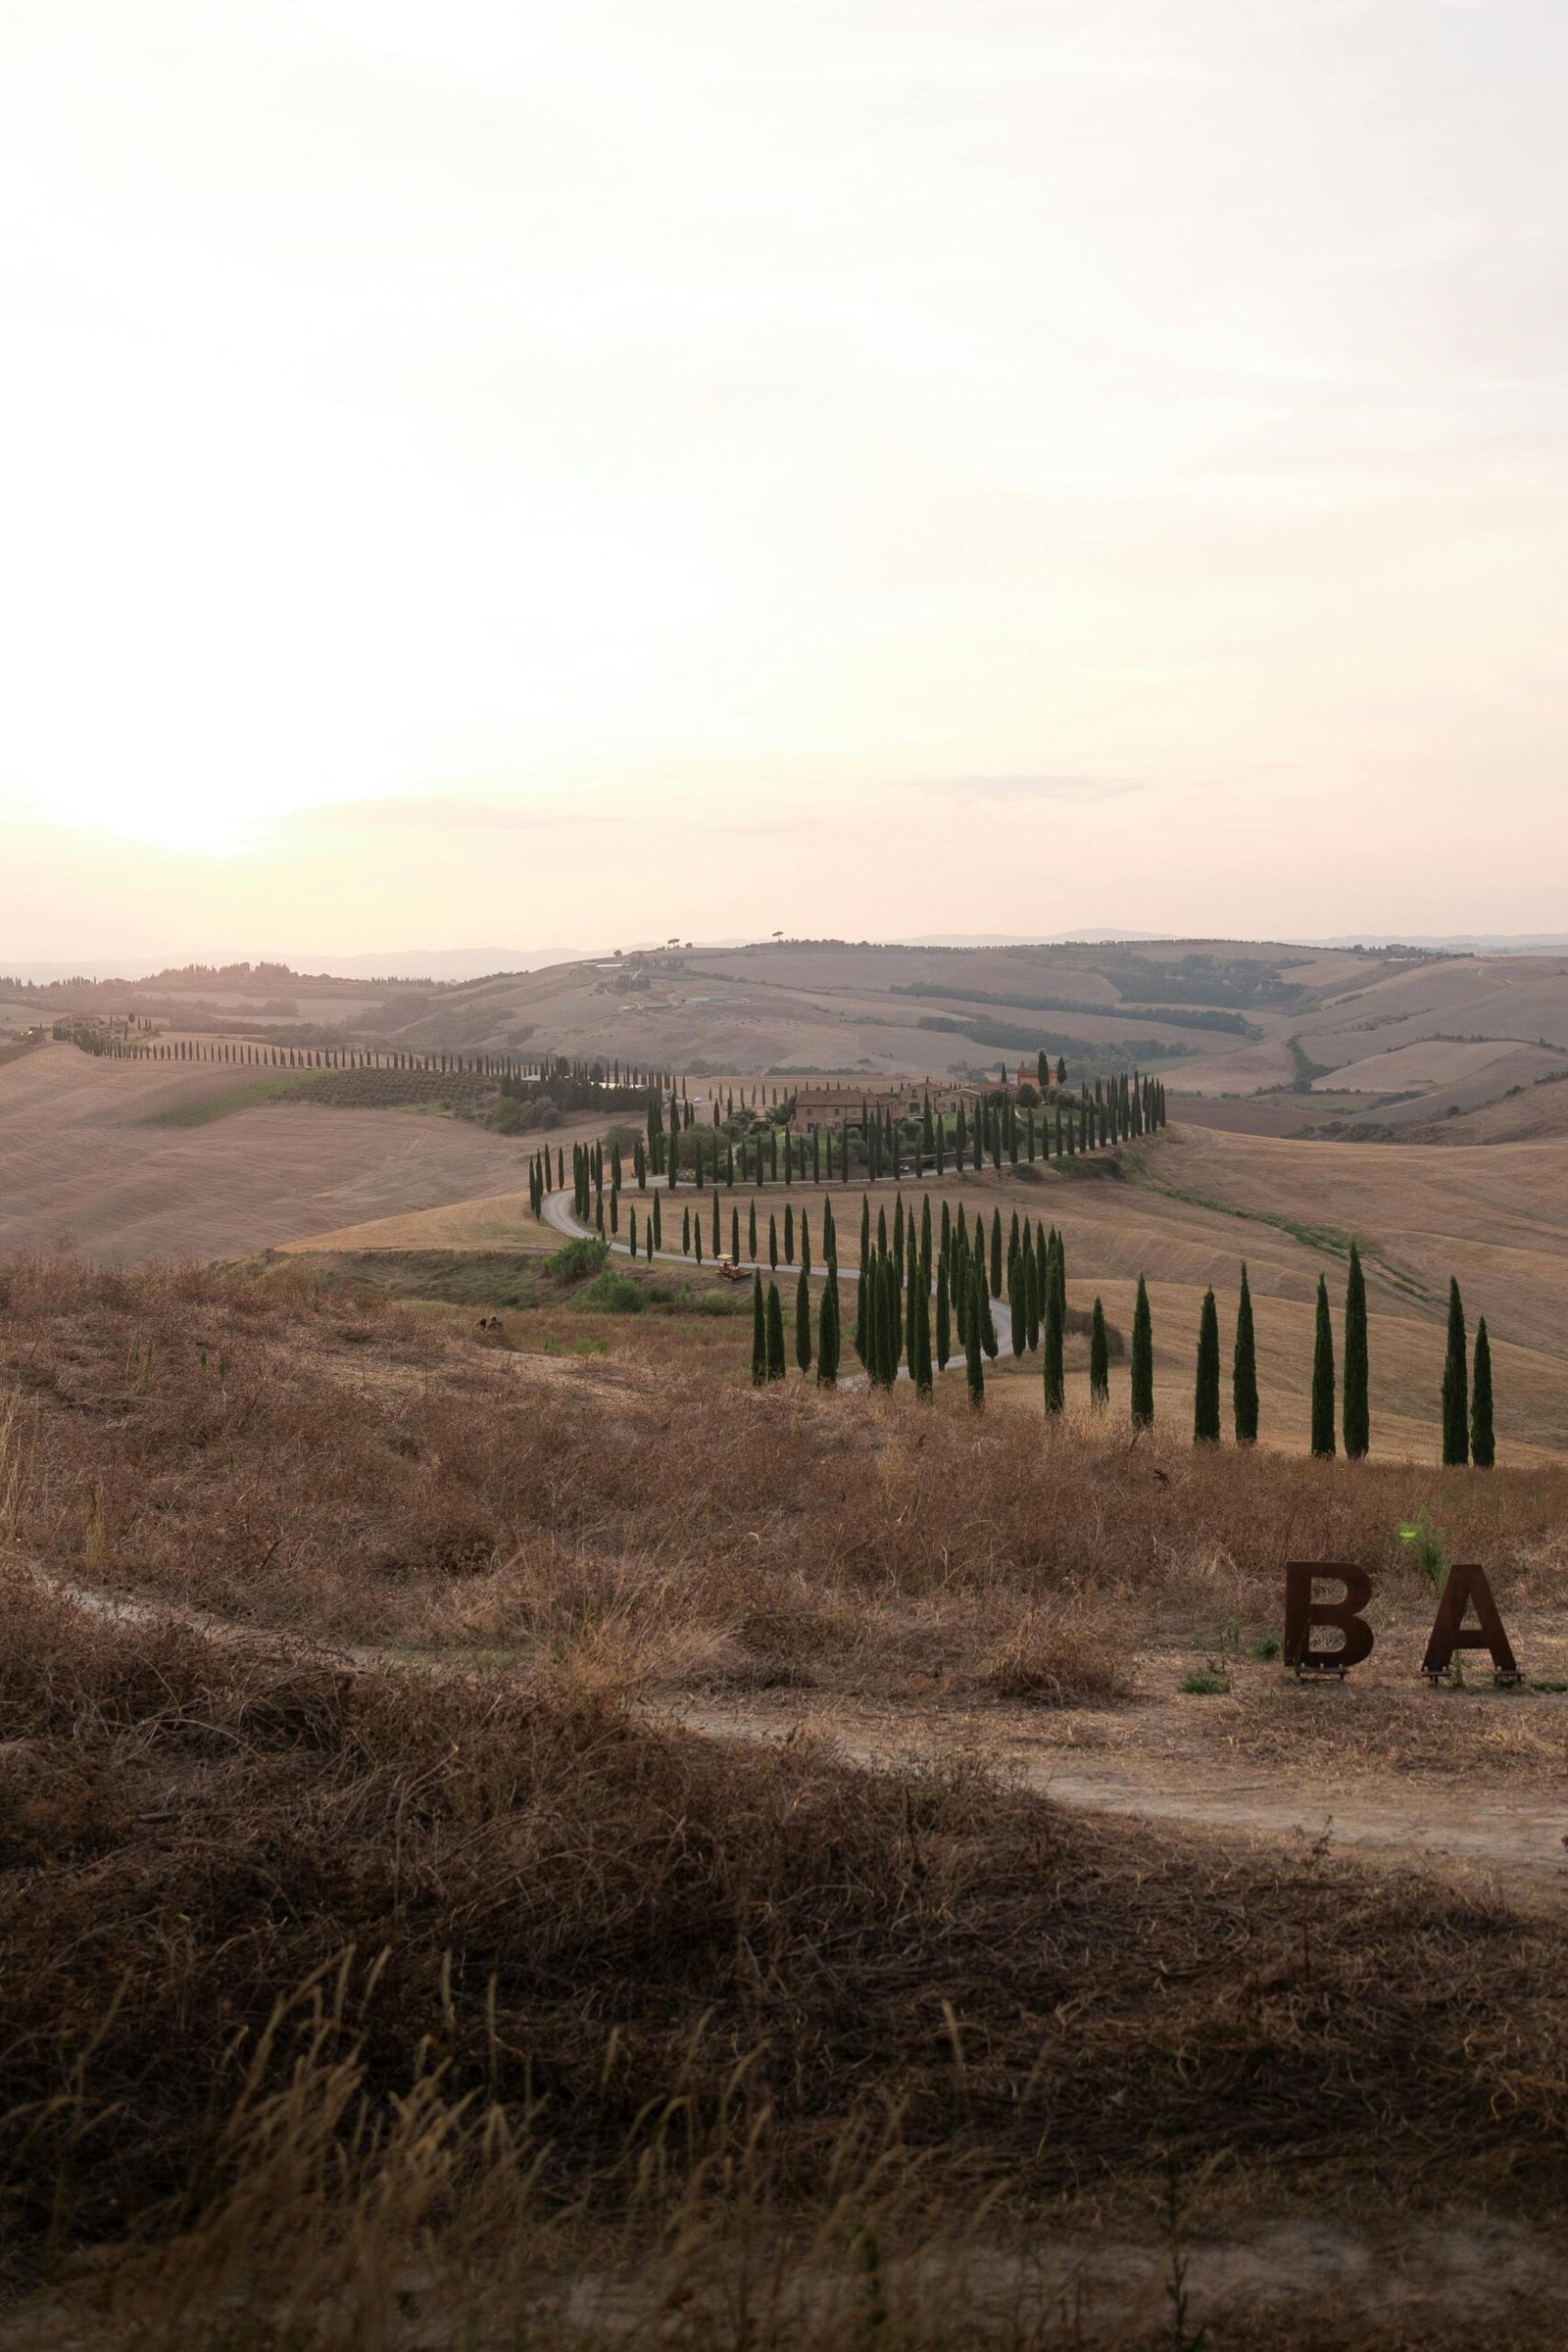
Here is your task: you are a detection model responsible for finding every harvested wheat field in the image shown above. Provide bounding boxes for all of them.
[0,1042,548,1262]
[3,1252,1567,2347]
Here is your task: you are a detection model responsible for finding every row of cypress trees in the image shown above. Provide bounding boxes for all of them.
[1180,1251,1497,1465]
[751,1264,844,1386]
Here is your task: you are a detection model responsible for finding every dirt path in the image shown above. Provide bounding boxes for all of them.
[28,1552,1568,1903]
[670,1690,1568,1897]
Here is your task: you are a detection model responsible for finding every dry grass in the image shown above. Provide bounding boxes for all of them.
[4,1252,1567,1693]
[5,1567,1568,2348]
[7,1258,1568,2343]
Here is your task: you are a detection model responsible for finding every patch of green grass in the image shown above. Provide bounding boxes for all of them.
[1251,1634,1282,1662]
[1180,1661,1231,1696]
[146,1072,318,1126]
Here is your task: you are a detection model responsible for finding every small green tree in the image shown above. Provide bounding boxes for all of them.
[1090,1296,1109,1405]
[1043,1266,1064,1415]
[768,1213,778,1270]
[1343,1243,1369,1459]
[1232,1263,1258,1445]
[795,1266,812,1375]
[965,1264,985,1409]
[765,1281,787,1382]
[1131,1276,1153,1429]
[751,1272,765,1386]
[1310,1274,1335,1458]
[1442,1277,1468,1466]
[1470,1315,1494,1469]
[990,1208,1003,1298]
[817,1270,841,1387]
[748,1201,758,1259]
[1194,1288,1221,1444]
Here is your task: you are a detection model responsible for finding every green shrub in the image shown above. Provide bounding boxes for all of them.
[579,1271,647,1314]
[544,1237,610,1284]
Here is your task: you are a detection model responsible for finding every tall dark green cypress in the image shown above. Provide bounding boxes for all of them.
[853,1251,868,1365]
[1343,1243,1369,1460]
[1442,1277,1468,1466]
[965,1264,985,1409]
[748,1200,757,1259]
[990,1208,1003,1299]
[1043,1260,1065,1415]
[1310,1274,1336,1458]
[817,1269,841,1387]
[795,1266,812,1375]
[1090,1297,1109,1406]
[936,1258,951,1370]
[1471,1317,1494,1468]
[751,1272,766,1386]
[765,1281,787,1383]
[912,1266,933,1396]
[1194,1288,1221,1444]
[1131,1276,1154,1429]
[1233,1264,1258,1445]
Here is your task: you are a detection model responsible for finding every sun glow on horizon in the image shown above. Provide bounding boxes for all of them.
[3,0,1567,950]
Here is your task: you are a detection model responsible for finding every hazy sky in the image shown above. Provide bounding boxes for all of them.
[3,0,1565,958]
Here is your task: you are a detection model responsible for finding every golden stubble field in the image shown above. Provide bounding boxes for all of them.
[0,1043,539,1263]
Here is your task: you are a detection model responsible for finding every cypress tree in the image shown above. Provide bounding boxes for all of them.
[1343,1243,1369,1460]
[801,1213,811,1279]
[751,1273,766,1386]
[1131,1276,1154,1429]
[784,1203,794,1264]
[768,1213,778,1270]
[1471,1317,1494,1468]
[1442,1277,1469,1466]
[990,1207,1003,1298]
[653,1193,663,1250]
[795,1267,812,1375]
[977,1262,999,1359]
[860,1195,871,1269]
[1233,1264,1258,1445]
[732,1207,741,1263]
[913,1267,933,1396]
[748,1201,758,1259]
[817,1270,840,1387]
[854,1251,869,1365]
[1311,1274,1336,1458]
[920,1193,932,1278]
[1194,1288,1221,1444]
[765,1282,787,1382]
[628,1207,637,1258]
[965,1266,985,1408]
[1043,1264,1064,1414]
[936,1258,951,1371]
[1090,1297,1109,1406]
[711,1190,720,1258]
[682,1206,691,1255]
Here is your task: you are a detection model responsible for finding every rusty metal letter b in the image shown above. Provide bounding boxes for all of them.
[1284,1562,1374,1676]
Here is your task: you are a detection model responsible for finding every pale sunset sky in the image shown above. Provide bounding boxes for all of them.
[2,0,1564,960]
